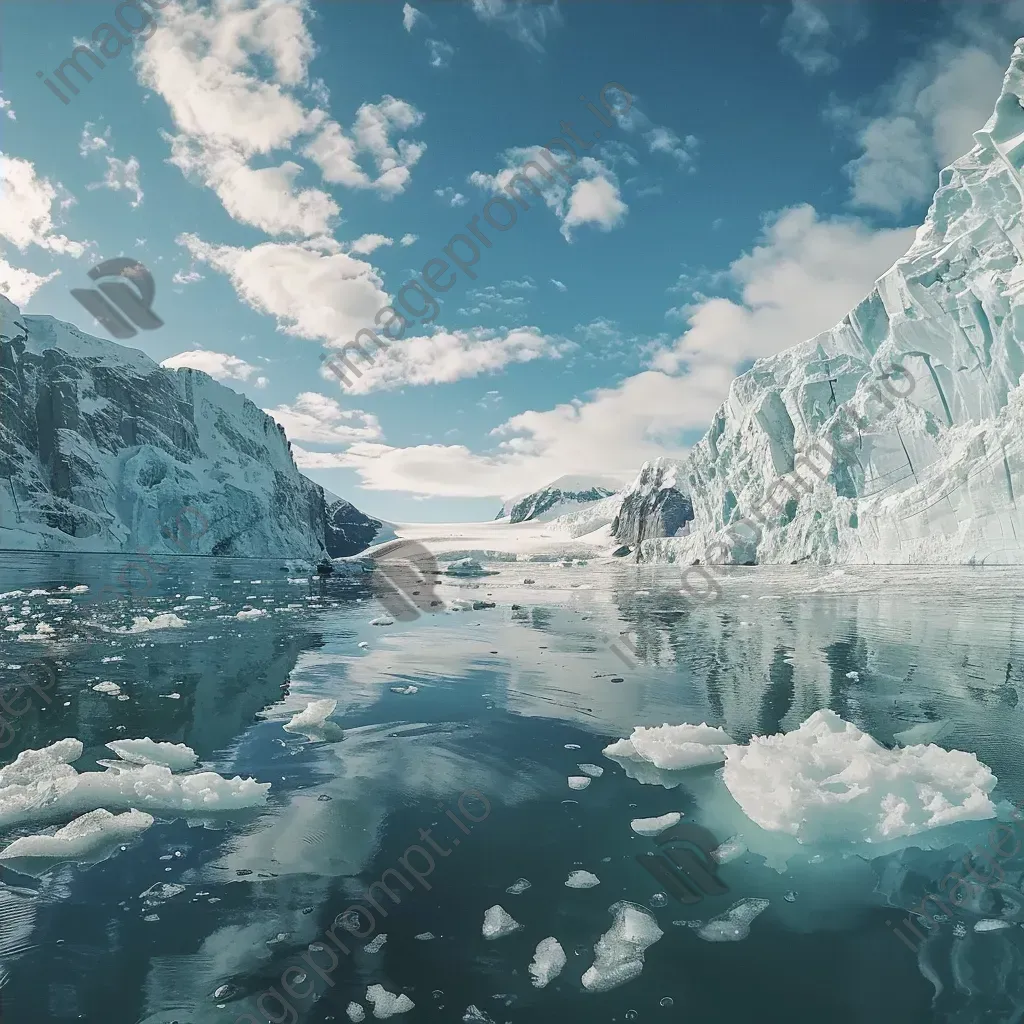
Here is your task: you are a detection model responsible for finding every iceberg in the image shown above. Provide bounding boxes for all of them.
[528,936,566,988]
[565,869,600,888]
[581,901,663,993]
[481,904,521,939]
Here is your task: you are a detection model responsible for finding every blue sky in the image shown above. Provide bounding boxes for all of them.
[1,0,1021,522]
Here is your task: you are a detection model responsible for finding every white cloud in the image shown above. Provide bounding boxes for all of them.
[0,155,85,256]
[435,186,467,207]
[79,124,145,208]
[402,3,421,31]
[161,348,266,386]
[399,233,418,246]
[178,232,389,346]
[778,1,867,75]
[339,327,572,394]
[172,267,204,285]
[469,0,563,52]
[607,93,699,170]
[348,233,393,255]
[427,39,455,69]
[265,391,382,444]
[0,257,57,306]
[562,174,627,238]
[0,92,15,121]
[551,278,567,292]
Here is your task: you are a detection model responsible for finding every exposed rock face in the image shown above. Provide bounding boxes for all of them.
[323,493,388,557]
[0,294,372,557]
[611,458,694,546]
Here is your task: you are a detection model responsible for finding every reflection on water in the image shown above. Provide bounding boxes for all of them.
[0,554,1022,1023]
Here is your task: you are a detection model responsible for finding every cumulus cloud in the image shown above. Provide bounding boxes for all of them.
[0,155,85,256]
[161,348,268,387]
[399,233,418,246]
[402,3,421,31]
[265,391,382,444]
[338,327,572,394]
[0,257,57,306]
[347,233,393,255]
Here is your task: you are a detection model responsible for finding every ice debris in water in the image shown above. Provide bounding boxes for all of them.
[370,616,394,626]
[528,937,566,988]
[695,898,769,942]
[365,985,414,1018]
[506,878,531,894]
[722,709,997,843]
[0,738,270,830]
[566,870,600,888]
[974,918,1014,932]
[568,776,591,790]
[105,739,198,771]
[92,682,121,695]
[893,720,953,746]
[283,699,338,735]
[364,933,387,953]
[236,608,267,621]
[630,812,681,836]
[115,613,187,633]
[711,836,747,864]
[577,764,604,777]
[414,931,435,940]
[482,905,522,939]
[347,1004,366,1023]
[604,722,736,770]
[0,808,153,863]
[582,901,664,993]
[390,685,418,695]
[564,744,581,750]
[462,1006,495,1024]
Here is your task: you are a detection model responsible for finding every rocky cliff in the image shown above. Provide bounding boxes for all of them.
[0,294,372,558]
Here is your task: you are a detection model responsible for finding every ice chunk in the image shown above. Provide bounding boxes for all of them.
[116,613,187,633]
[505,878,531,894]
[445,558,493,577]
[696,898,769,942]
[581,901,663,993]
[0,738,270,831]
[722,710,997,843]
[565,870,600,888]
[364,933,387,953]
[365,985,414,1018]
[630,812,681,836]
[482,904,521,939]
[92,681,121,695]
[346,1003,365,1023]
[577,763,604,777]
[711,836,747,864]
[235,608,267,621]
[568,776,591,790]
[106,738,198,771]
[370,616,394,626]
[414,931,435,940]
[462,1006,495,1024]
[604,722,736,770]
[974,918,1013,932]
[283,699,338,735]
[528,937,566,988]
[390,685,418,695]
[0,808,153,865]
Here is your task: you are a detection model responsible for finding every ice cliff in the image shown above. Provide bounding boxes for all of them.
[625,39,1024,566]
[0,294,376,557]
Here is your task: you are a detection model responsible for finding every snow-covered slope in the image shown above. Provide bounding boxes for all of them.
[0,294,364,557]
[631,40,1024,566]
[496,475,622,523]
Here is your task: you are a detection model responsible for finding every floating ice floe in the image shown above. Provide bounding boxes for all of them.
[110,613,187,634]
[711,836,747,864]
[0,738,270,831]
[92,681,122,696]
[893,720,953,746]
[283,699,342,741]
[482,904,521,939]
[414,931,435,940]
[505,878,531,894]
[722,709,997,844]
[565,870,600,888]
[235,608,267,621]
[630,812,681,837]
[370,616,394,626]
[390,685,418,695]
[567,776,591,791]
[695,898,769,942]
[582,901,663,993]
[604,722,736,771]
[0,808,153,867]
[974,918,1014,932]
[364,933,387,953]
[462,1006,495,1024]
[105,738,198,771]
[365,985,414,1018]
[577,763,604,778]
[347,1003,366,1022]
[528,937,566,988]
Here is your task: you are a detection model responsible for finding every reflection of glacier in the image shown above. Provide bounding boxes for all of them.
[635,41,1024,565]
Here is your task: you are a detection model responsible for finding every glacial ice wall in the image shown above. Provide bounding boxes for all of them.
[0,293,330,557]
[633,39,1024,566]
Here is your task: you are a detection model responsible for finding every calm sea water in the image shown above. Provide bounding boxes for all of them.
[1,552,1023,1024]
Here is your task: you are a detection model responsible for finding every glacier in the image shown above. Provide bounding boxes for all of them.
[0,294,380,557]
[621,39,1024,566]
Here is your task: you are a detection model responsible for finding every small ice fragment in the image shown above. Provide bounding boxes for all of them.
[783,891,797,903]
[370,617,394,626]
[577,764,604,777]
[696,898,769,942]
[568,776,591,790]
[462,1006,495,1024]
[528,937,566,988]
[565,870,600,888]
[236,608,267,621]
[283,699,338,735]
[414,931,435,940]
[564,743,581,750]
[69,586,89,594]
[604,722,735,770]
[390,685,418,695]
[106,738,198,771]
[364,933,387,953]
[120,613,187,633]
[974,918,1013,932]
[347,1003,366,1022]
[505,878,531,894]
[581,901,663,993]
[358,641,369,649]
[845,671,859,680]
[365,986,414,1019]
[92,682,121,695]
[630,812,681,836]
[711,837,747,864]
[482,905,521,939]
